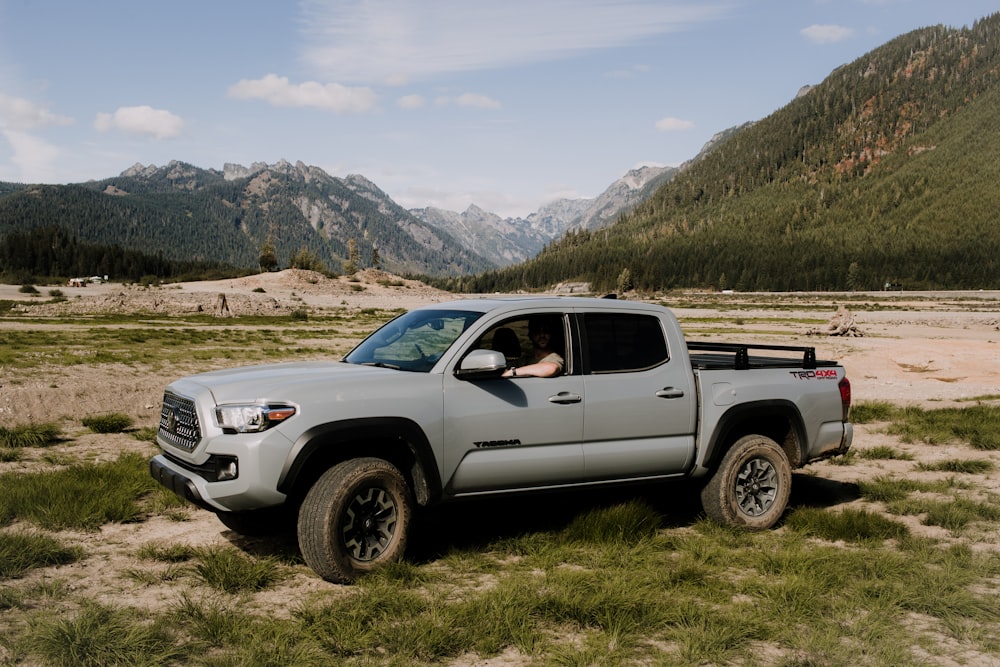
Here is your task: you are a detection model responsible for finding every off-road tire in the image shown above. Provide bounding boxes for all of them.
[297,457,412,583]
[701,434,791,530]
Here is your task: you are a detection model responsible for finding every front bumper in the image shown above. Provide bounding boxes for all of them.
[149,455,214,511]
[149,440,290,512]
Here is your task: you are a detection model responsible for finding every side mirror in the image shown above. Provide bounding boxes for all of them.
[454,349,507,380]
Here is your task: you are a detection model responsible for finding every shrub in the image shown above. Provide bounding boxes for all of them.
[0,422,62,448]
[82,413,133,434]
[21,602,183,666]
[194,547,285,593]
[0,452,156,530]
[0,531,83,579]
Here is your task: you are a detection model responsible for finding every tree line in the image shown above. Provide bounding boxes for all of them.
[0,225,241,285]
[443,15,1000,293]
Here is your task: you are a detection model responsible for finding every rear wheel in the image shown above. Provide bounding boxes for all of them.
[297,457,413,583]
[701,434,791,530]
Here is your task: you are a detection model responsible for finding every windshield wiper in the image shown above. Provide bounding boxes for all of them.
[359,361,402,370]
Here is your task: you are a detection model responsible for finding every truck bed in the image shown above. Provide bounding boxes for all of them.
[687,341,837,371]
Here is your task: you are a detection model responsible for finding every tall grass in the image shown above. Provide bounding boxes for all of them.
[193,547,287,593]
[888,404,1000,450]
[20,602,183,667]
[0,531,83,579]
[0,422,62,448]
[3,387,1000,664]
[81,412,133,434]
[0,451,165,530]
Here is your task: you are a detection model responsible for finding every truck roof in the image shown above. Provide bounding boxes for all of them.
[418,295,669,314]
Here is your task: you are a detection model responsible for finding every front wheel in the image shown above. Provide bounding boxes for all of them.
[700,434,791,530]
[297,457,413,583]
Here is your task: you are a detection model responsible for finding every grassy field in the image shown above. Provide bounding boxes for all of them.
[1,305,999,666]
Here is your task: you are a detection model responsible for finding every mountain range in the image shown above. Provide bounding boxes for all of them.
[3,13,999,290]
[0,151,676,279]
[453,13,1000,293]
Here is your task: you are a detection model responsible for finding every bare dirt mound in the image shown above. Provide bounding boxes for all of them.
[8,269,452,317]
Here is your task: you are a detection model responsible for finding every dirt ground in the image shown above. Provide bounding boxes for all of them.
[2,271,999,665]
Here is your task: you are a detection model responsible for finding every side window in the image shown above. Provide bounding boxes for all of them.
[583,313,668,373]
[473,314,568,374]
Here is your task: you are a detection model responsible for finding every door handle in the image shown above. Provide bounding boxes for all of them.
[548,392,582,404]
[655,387,685,399]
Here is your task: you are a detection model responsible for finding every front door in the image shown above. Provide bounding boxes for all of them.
[441,313,585,494]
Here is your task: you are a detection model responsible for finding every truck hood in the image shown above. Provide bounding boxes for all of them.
[168,360,399,405]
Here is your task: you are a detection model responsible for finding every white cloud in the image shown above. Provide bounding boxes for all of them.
[397,94,425,109]
[227,74,377,113]
[2,129,60,181]
[94,106,184,139]
[434,93,502,109]
[655,116,695,131]
[298,0,730,83]
[607,64,652,79]
[801,24,855,44]
[456,93,501,109]
[0,94,73,131]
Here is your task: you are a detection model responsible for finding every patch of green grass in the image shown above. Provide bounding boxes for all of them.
[20,602,184,666]
[174,594,329,664]
[0,315,392,372]
[917,458,995,474]
[0,422,62,448]
[785,507,910,543]
[0,452,160,530]
[0,448,22,462]
[857,475,928,503]
[890,496,1000,532]
[131,426,158,443]
[558,499,661,546]
[850,400,898,423]
[81,412,134,434]
[887,404,1000,450]
[0,531,84,579]
[858,445,914,460]
[137,542,199,563]
[193,546,287,593]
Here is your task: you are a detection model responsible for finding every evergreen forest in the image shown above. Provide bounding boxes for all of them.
[449,14,1000,293]
[3,14,1000,291]
[0,164,489,283]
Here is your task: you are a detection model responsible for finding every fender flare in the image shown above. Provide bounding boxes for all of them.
[276,417,442,505]
[700,399,807,472]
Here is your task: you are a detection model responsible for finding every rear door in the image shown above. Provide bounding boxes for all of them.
[578,310,697,479]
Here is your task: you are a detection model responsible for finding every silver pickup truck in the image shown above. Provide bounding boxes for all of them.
[150,296,852,583]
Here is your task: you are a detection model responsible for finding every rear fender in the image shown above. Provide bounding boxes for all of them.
[700,400,806,473]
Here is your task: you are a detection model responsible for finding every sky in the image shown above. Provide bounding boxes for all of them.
[0,1,996,218]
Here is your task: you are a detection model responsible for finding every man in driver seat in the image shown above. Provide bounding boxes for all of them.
[502,315,564,378]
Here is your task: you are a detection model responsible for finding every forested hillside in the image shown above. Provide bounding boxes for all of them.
[454,14,1000,293]
[0,161,491,280]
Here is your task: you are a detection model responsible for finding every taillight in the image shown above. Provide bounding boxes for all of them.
[838,376,852,421]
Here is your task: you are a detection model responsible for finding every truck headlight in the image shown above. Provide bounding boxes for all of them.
[216,404,296,433]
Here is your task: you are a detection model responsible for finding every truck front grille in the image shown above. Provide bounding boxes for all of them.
[158,392,201,452]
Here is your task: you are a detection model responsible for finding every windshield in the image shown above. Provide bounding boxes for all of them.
[344,308,485,372]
